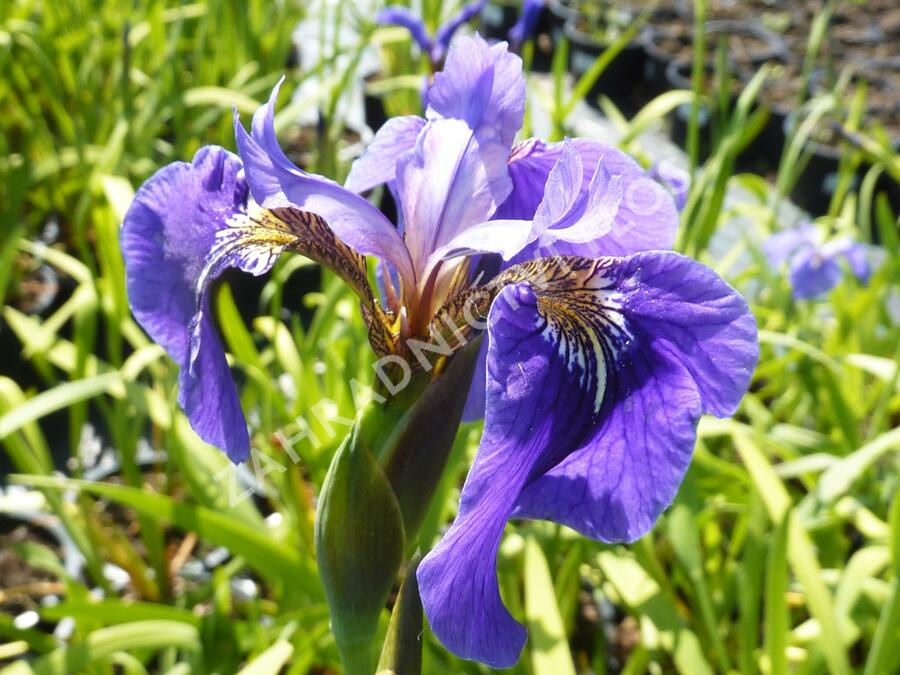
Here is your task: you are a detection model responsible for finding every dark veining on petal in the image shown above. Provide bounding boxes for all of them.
[428,256,634,412]
[203,204,397,357]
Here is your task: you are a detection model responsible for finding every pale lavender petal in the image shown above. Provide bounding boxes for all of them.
[513,252,758,540]
[509,0,545,46]
[543,160,624,246]
[428,141,599,263]
[532,139,585,231]
[399,35,525,277]
[426,35,525,147]
[434,0,488,55]
[429,217,536,262]
[377,6,434,55]
[121,146,251,462]
[344,115,425,194]
[235,98,415,287]
[398,117,512,275]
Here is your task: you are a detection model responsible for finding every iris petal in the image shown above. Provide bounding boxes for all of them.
[498,138,678,255]
[762,223,817,269]
[123,146,396,463]
[235,88,416,287]
[344,115,425,194]
[121,146,252,462]
[835,240,874,283]
[426,35,524,147]
[397,36,525,278]
[433,0,488,56]
[788,247,842,299]
[421,252,757,664]
[399,116,514,276]
[509,0,545,46]
[513,252,759,540]
[376,6,434,55]
[420,283,587,668]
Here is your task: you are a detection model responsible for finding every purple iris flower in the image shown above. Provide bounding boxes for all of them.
[121,35,758,666]
[763,223,875,299]
[508,0,545,47]
[377,0,486,68]
[648,158,690,212]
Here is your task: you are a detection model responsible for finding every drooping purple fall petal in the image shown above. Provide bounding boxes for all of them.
[121,146,252,462]
[418,252,757,666]
[513,252,759,540]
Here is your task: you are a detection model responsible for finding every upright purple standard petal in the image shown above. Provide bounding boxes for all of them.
[419,252,757,666]
[397,35,525,277]
[344,115,425,194]
[235,85,416,287]
[121,147,252,462]
[426,35,525,146]
[376,6,435,55]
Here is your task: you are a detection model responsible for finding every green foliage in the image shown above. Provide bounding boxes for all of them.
[2,0,899,673]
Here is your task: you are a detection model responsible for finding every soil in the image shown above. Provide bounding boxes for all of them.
[0,520,64,615]
[751,61,804,111]
[646,16,781,68]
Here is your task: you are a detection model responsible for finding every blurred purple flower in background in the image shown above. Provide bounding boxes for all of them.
[764,223,877,299]
[121,35,758,667]
[376,0,486,68]
[508,0,545,47]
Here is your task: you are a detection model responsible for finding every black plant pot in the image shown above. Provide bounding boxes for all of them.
[364,90,387,134]
[479,0,518,41]
[781,113,845,216]
[665,59,716,161]
[564,19,647,116]
[645,18,787,98]
[748,100,791,175]
[641,22,690,97]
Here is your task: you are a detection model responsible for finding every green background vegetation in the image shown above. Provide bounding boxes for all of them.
[1,0,898,673]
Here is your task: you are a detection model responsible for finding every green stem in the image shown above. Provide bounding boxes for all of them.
[338,638,376,675]
[378,555,423,675]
